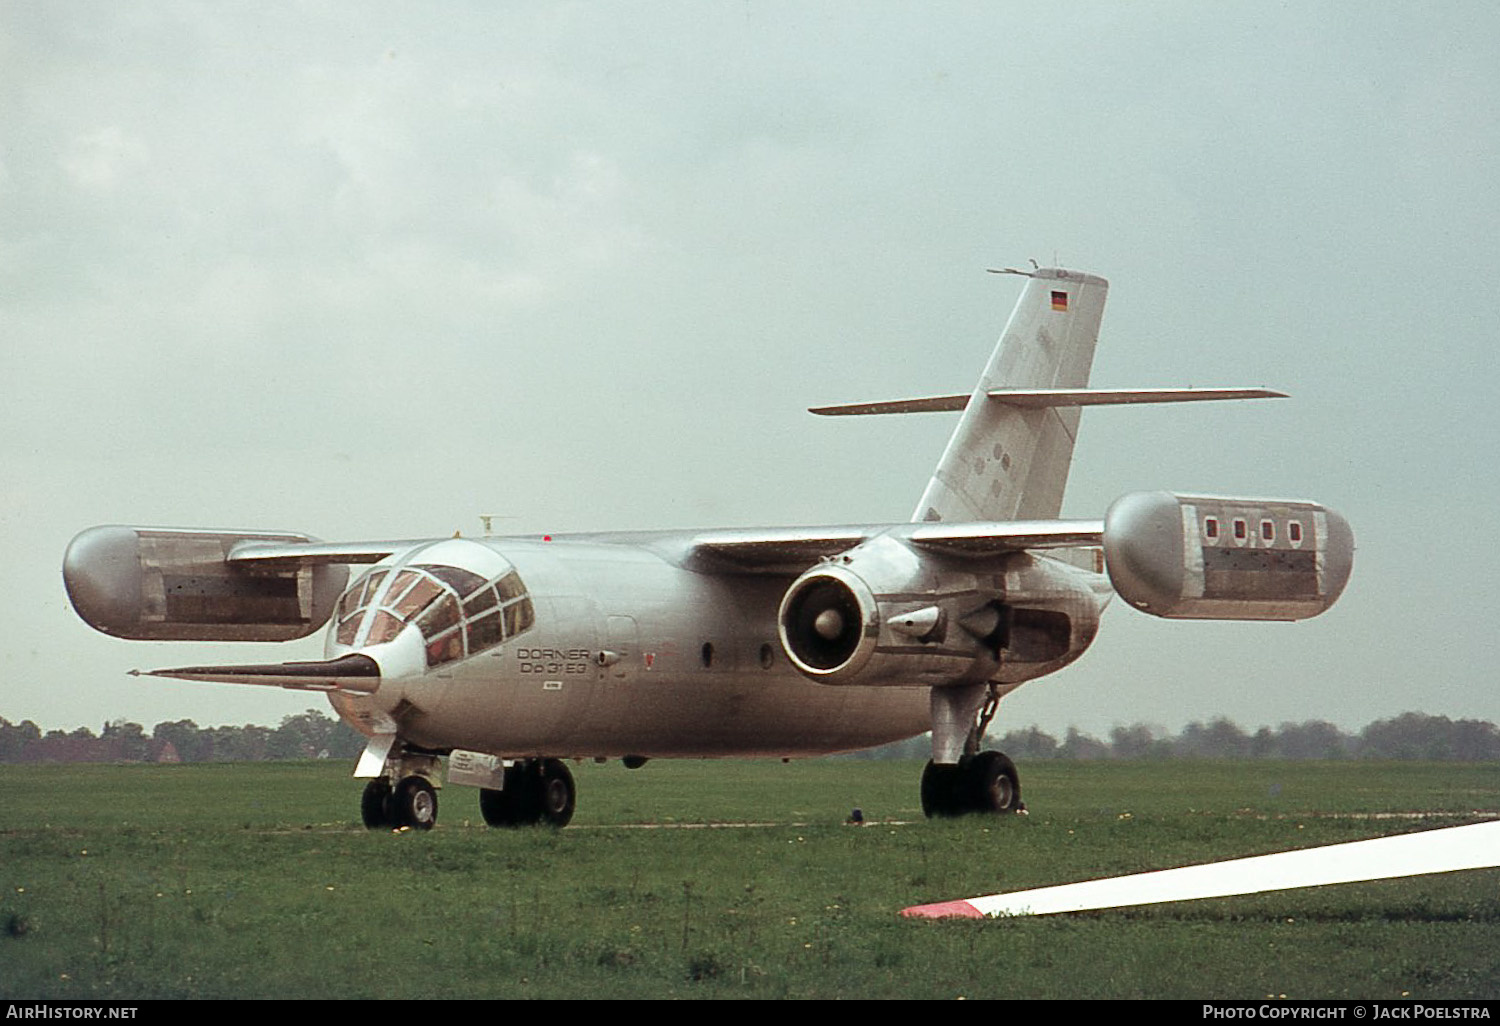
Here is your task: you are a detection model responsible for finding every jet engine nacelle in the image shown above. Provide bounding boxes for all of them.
[1103,491,1353,620]
[63,526,348,641]
[777,534,1104,688]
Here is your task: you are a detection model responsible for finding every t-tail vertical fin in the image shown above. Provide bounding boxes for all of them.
[913,268,1109,524]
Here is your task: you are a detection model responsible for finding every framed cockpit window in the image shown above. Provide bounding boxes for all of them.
[462,587,498,617]
[391,575,443,620]
[425,627,465,667]
[424,564,487,599]
[496,571,525,602]
[366,610,405,645]
[466,611,503,652]
[416,595,461,638]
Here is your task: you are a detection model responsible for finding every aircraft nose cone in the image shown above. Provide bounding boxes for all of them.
[813,607,845,640]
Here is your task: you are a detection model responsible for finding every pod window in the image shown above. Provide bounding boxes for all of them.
[1260,520,1275,542]
[1233,519,1247,540]
[1203,517,1219,540]
[1289,521,1304,544]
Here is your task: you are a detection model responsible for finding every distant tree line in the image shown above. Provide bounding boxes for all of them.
[840,712,1500,762]
[2,710,1498,764]
[0,709,367,764]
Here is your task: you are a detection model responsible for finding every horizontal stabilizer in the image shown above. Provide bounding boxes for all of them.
[810,395,971,416]
[136,653,380,693]
[810,387,1286,416]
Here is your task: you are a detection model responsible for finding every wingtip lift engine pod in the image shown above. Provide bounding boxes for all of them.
[1103,491,1354,621]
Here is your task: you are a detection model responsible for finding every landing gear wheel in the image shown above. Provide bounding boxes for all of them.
[965,750,1024,814]
[392,776,438,830]
[361,779,394,829]
[921,752,1024,817]
[920,760,966,818]
[537,758,576,828]
[479,759,575,828]
[479,764,538,827]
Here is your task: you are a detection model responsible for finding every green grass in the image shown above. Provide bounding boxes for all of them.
[1,759,1497,999]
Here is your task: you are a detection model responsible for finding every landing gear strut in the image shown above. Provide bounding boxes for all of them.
[922,682,1026,818]
[479,758,576,828]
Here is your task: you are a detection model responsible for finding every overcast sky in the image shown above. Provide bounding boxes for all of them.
[4,2,1498,739]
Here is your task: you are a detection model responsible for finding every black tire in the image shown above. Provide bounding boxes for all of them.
[920,760,966,818]
[479,762,543,827]
[537,759,576,827]
[392,775,439,830]
[965,750,1023,814]
[361,778,393,829]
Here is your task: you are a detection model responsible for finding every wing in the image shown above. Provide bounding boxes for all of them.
[225,538,426,568]
[907,519,1104,556]
[684,520,1103,572]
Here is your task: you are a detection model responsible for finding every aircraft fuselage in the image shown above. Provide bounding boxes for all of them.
[326,533,993,759]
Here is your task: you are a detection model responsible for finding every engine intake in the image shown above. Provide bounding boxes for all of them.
[778,565,878,678]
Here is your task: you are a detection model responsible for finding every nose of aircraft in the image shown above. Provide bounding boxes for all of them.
[330,625,427,682]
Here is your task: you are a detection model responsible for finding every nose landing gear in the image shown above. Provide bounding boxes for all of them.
[361,774,440,830]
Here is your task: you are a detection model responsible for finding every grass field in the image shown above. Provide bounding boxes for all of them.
[1,758,1497,999]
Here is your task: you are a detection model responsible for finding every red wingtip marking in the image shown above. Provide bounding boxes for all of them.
[543,535,552,542]
[900,900,984,919]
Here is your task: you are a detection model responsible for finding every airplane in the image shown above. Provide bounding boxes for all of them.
[62,267,1354,831]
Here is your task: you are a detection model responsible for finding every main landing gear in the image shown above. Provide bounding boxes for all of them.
[359,750,576,831]
[921,681,1027,818]
[479,758,576,828]
[920,750,1024,817]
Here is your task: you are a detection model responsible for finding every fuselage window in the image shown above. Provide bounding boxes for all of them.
[1233,519,1247,540]
[1260,520,1275,542]
[1204,517,1219,540]
[1288,521,1304,545]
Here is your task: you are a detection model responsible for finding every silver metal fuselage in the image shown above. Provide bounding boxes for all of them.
[326,533,953,759]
